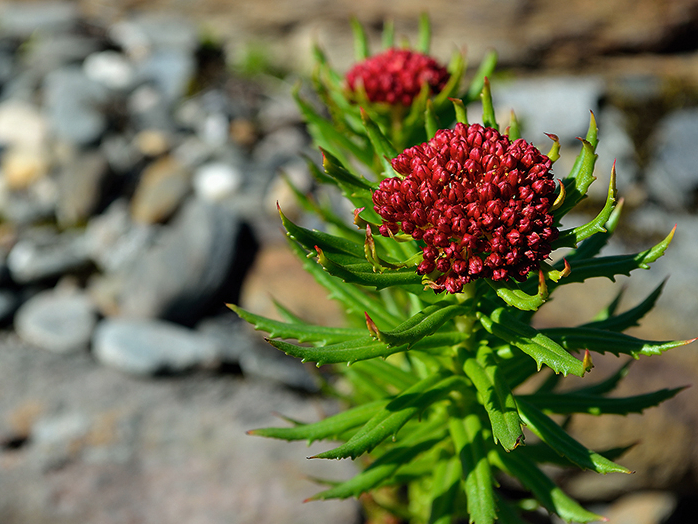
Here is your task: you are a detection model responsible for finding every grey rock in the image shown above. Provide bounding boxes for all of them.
[0,2,78,38]
[109,14,198,56]
[85,199,160,274]
[137,49,195,103]
[0,177,57,225]
[0,333,359,523]
[83,50,136,90]
[7,227,91,283]
[25,33,100,76]
[0,289,19,323]
[646,108,698,210]
[93,318,219,375]
[128,84,173,131]
[43,66,110,145]
[118,198,244,323]
[491,76,605,144]
[130,155,192,224]
[0,99,49,150]
[56,150,110,227]
[193,161,244,202]
[101,133,144,174]
[15,290,98,354]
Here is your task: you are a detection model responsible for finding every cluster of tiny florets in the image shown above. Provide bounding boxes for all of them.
[372,123,559,293]
[345,48,450,106]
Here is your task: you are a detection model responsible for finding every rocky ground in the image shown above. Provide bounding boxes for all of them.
[1,1,698,523]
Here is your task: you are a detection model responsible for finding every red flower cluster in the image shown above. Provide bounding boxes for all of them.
[346,48,449,106]
[372,123,559,293]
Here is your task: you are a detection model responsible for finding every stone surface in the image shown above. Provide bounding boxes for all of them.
[83,50,135,90]
[56,150,110,227]
[7,228,91,284]
[130,155,191,224]
[603,491,677,524]
[645,108,698,211]
[193,161,244,202]
[14,289,98,354]
[43,66,110,145]
[0,331,360,524]
[118,198,244,323]
[93,317,220,374]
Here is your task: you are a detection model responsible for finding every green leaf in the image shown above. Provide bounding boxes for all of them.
[316,248,423,289]
[516,399,631,474]
[554,162,617,248]
[294,89,373,166]
[566,198,624,262]
[507,110,521,141]
[360,108,399,162]
[463,345,523,451]
[279,207,372,263]
[518,386,686,416]
[451,97,468,125]
[486,279,546,311]
[492,492,531,524]
[560,226,676,285]
[350,359,420,391]
[268,331,467,366]
[382,19,395,49]
[493,449,605,523]
[248,399,387,443]
[433,50,465,109]
[554,113,598,220]
[309,421,447,500]
[480,77,497,130]
[582,280,666,332]
[380,303,471,348]
[540,327,695,358]
[479,309,585,377]
[287,239,400,327]
[463,51,497,104]
[350,17,369,60]
[519,441,635,470]
[417,13,431,54]
[425,99,439,139]
[427,455,461,524]
[571,361,631,395]
[228,304,364,345]
[312,371,465,459]
[322,148,377,192]
[449,411,496,524]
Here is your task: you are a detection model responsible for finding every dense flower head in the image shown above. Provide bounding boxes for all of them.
[372,123,559,293]
[345,48,450,106]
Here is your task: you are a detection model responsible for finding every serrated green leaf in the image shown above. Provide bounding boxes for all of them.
[566,198,624,263]
[433,50,465,109]
[479,309,585,377]
[312,371,465,459]
[518,386,686,416]
[555,163,617,248]
[449,411,496,524]
[463,51,497,104]
[558,226,675,285]
[350,17,369,60]
[310,421,446,500]
[582,280,666,332]
[380,303,471,348]
[317,248,423,289]
[463,345,523,451]
[493,449,605,523]
[541,326,695,358]
[427,454,461,524]
[480,77,497,130]
[322,148,377,192]
[350,359,420,391]
[519,441,635,469]
[360,108,399,162]
[571,361,631,395]
[248,399,387,443]
[228,304,364,345]
[554,113,598,220]
[492,492,531,524]
[451,97,468,125]
[287,239,400,327]
[486,279,546,311]
[268,330,467,366]
[425,99,439,139]
[382,19,395,49]
[516,399,631,474]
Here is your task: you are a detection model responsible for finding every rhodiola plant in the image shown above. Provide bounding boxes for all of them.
[230,16,694,524]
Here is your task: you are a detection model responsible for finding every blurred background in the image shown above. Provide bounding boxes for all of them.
[1,0,698,523]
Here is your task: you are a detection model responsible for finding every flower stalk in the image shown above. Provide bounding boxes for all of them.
[233,17,692,524]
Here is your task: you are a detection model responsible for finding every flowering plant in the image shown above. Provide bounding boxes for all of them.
[232,17,693,524]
